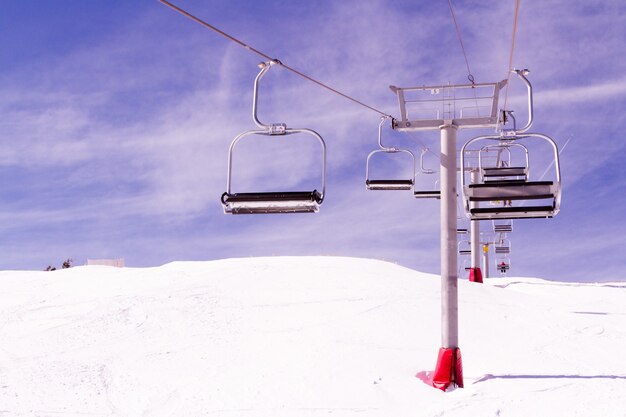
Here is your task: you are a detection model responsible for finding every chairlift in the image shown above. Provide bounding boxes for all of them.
[366,117,415,191]
[493,219,513,233]
[494,238,511,255]
[457,199,470,234]
[413,147,441,199]
[458,258,471,278]
[459,69,562,220]
[457,217,469,234]
[461,136,560,221]
[479,143,529,182]
[496,258,511,275]
[458,240,471,256]
[222,62,326,214]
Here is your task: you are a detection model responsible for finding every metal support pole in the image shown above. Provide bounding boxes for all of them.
[440,124,458,349]
[482,244,490,279]
[470,170,481,271]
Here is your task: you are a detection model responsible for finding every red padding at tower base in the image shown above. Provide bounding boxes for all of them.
[432,347,464,390]
[469,267,483,283]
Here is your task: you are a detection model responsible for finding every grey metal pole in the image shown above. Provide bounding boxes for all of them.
[482,244,490,279]
[440,124,458,349]
[470,170,481,271]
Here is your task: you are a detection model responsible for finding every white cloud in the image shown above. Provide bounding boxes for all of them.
[537,78,626,104]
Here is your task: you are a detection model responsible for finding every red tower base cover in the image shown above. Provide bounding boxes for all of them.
[469,267,483,283]
[432,347,464,390]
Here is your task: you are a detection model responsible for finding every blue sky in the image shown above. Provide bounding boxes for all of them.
[1,0,624,281]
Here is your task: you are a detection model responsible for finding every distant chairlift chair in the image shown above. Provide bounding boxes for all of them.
[494,238,511,255]
[413,147,441,199]
[493,219,513,234]
[221,61,326,214]
[479,142,529,183]
[458,240,472,256]
[366,116,416,191]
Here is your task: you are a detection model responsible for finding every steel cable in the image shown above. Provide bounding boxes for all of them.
[158,0,394,118]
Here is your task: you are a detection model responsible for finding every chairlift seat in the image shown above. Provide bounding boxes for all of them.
[482,167,528,179]
[469,205,556,220]
[495,246,511,254]
[494,225,513,232]
[483,178,528,184]
[459,249,471,255]
[457,228,468,234]
[221,190,323,214]
[466,181,556,201]
[484,177,528,183]
[366,179,413,191]
[414,190,441,199]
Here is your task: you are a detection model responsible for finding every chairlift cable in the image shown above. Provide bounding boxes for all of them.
[447,0,476,85]
[446,0,482,124]
[158,0,394,118]
[502,0,521,111]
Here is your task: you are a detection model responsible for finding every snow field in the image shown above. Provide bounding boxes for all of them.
[0,257,625,416]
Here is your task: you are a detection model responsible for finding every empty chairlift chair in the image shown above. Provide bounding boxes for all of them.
[493,219,513,234]
[366,117,416,191]
[413,147,441,199]
[221,62,326,214]
[458,240,471,256]
[480,142,529,183]
[494,238,511,255]
[459,258,471,277]
[459,69,562,221]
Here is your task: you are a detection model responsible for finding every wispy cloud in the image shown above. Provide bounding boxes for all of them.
[537,78,626,104]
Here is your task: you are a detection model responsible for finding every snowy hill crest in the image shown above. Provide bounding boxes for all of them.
[1,256,625,416]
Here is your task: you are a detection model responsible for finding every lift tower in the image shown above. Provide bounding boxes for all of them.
[390,79,507,390]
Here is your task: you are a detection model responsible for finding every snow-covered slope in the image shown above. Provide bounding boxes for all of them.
[1,257,625,416]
